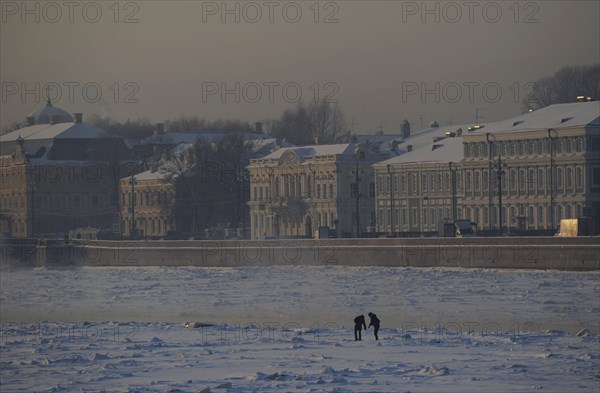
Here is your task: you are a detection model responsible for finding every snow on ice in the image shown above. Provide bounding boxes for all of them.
[1,266,598,392]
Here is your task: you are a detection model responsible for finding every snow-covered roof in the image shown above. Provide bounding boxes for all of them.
[468,101,599,136]
[354,134,403,144]
[129,168,177,181]
[394,124,470,155]
[375,136,464,167]
[0,122,111,142]
[261,144,357,160]
[27,100,73,124]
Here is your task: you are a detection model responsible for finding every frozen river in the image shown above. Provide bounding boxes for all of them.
[1,266,599,392]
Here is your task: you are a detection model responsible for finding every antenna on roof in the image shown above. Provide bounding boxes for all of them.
[475,108,485,125]
[45,85,53,106]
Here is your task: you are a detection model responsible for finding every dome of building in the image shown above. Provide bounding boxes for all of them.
[27,99,73,124]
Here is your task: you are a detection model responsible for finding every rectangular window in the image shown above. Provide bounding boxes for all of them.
[350,182,358,198]
[369,183,375,197]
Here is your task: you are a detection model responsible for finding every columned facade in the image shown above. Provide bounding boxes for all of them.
[247,143,386,240]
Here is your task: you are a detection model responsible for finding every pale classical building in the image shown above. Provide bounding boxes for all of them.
[374,131,465,235]
[462,101,599,235]
[247,142,395,239]
[119,168,178,239]
[0,101,130,238]
[374,101,600,236]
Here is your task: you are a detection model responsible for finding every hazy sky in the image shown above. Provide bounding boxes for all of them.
[1,0,599,133]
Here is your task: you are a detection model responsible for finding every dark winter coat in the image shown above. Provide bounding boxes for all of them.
[354,315,366,330]
[368,313,380,328]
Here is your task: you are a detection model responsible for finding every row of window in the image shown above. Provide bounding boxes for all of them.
[375,165,586,198]
[0,219,26,237]
[377,171,461,197]
[252,177,338,201]
[122,190,174,208]
[464,166,585,194]
[1,193,105,211]
[464,136,592,159]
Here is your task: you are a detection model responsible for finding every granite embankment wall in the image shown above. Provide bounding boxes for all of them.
[1,237,599,270]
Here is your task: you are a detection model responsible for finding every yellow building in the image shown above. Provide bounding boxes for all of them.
[0,102,130,238]
[247,142,395,239]
[374,102,600,236]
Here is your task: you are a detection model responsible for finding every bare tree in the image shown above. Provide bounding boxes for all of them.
[271,101,348,145]
[308,100,347,144]
[524,64,600,111]
[158,135,254,236]
[165,116,254,133]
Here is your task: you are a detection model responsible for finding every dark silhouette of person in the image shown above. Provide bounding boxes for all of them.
[368,312,380,340]
[353,314,366,341]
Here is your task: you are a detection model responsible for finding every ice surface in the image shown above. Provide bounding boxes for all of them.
[1,266,598,392]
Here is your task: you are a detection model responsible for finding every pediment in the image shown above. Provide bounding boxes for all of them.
[279,150,302,167]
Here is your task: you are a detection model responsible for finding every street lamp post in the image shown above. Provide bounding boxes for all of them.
[487,133,505,235]
[497,150,504,236]
[548,128,557,232]
[129,173,137,240]
[485,133,494,232]
[387,164,394,237]
[448,162,457,221]
[353,156,362,238]
[308,163,317,237]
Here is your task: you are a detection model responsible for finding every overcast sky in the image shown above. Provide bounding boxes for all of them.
[1,0,599,133]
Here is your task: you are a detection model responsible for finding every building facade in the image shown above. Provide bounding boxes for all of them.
[462,102,599,234]
[374,102,600,236]
[119,170,177,239]
[374,134,464,235]
[247,142,394,240]
[0,102,131,238]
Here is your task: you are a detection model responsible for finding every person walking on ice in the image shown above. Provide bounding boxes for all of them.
[368,312,380,340]
[353,314,366,341]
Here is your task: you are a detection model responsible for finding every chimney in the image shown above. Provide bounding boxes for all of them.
[389,140,399,151]
[401,119,410,139]
[155,123,165,135]
[430,121,439,128]
[456,128,463,137]
[255,122,263,133]
[50,115,59,125]
[26,116,35,126]
[73,113,83,123]
[407,145,413,152]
